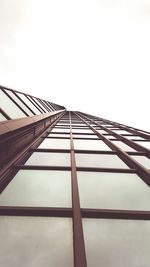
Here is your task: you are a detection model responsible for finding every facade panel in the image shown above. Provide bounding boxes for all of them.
[0,85,150,266]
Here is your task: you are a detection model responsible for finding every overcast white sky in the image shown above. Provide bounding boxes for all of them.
[0,0,150,131]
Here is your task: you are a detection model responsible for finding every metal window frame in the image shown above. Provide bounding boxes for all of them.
[0,110,150,267]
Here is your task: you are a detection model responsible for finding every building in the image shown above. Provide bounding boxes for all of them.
[0,85,150,267]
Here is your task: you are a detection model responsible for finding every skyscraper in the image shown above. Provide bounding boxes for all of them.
[0,85,150,267]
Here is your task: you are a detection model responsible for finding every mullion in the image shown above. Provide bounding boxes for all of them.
[86,113,150,139]
[2,88,29,116]
[13,91,36,115]
[69,111,87,267]
[16,165,136,173]
[38,98,51,112]
[75,112,150,186]
[0,107,11,120]
[0,206,149,220]
[0,112,65,192]
[26,95,43,113]
[94,121,150,154]
[31,97,47,113]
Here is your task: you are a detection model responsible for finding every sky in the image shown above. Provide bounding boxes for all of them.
[0,0,150,131]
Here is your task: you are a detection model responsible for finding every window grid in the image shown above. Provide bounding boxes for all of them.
[0,88,28,117]
[0,110,150,267]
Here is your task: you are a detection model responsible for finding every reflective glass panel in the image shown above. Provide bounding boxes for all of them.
[0,216,73,267]
[83,219,150,267]
[48,133,70,137]
[112,130,131,134]
[0,170,71,207]
[131,155,150,169]
[17,93,41,114]
[25,152,70,166]
[73,134,98,139]
[41,100,52,111]
[112,141,136,151]
[33,97,48,112]
[74,140,111,151]
[125,135,145,140]
[76,154,129,168]
[6,90,33,115]
[96,129,107,134]
[51,128,70,133]
[0,89,25,119]
[38,139,70,149]
[77,172,150,210]
[72,129,93,133]
[135,141,150,149]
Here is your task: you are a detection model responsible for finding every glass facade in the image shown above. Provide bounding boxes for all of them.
[0,86,150,267]
[83,219,150,267]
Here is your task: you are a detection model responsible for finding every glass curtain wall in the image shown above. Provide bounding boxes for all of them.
[0,110,150,267]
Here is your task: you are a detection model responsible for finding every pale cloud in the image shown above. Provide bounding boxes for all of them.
[0,0,149,131]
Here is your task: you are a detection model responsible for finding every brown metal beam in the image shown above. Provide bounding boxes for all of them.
[0,112,65,192]
[75,112,150,186]
[69,112,87,267]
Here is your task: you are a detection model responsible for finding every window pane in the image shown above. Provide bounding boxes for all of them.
[125,136,145,140]
[74,140,111,151]
[0,170,71,207]
[131,155,150,169]
[51,128,70,133]
[25,152,70,166]
[96,129,107,134]
[83,219,150,267]
[76,154,129,168]
[112,130,131,134]
[135,141,150,149]
[48,133,70,138]
[55,126,70,129]
[33,97,48,112]
[0,113,7,122]
[17,93,41,115]
[72,128,93,133]
[6,90,33,116]
[112,141,136,152]
[77,172,150,210]
[73,134,98,139]
[0,89,25,119]
[57,123,70,125]
[38,139,70,149]
[0,216,73,267]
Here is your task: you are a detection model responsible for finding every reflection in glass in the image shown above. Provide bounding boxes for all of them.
[6,90,33,116]
[17,93,41,115]
[131,155,150,169]
[38,139,70,149]
[25,152,70,166]
[74,140,111,151]
[125,136,144,140]
[83,219,150,267]
[135,141,150,150]
[76,154,129,168]
[51,128,70,133]
[73,134,98,139]
[77,172,150,210]
[112,141,136,152]
[72,129,93,133]
[0,216,73,267]
[112,130,130,134]
[0,89,25,119]
[0,170,71,207]
[48,133,70,138]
